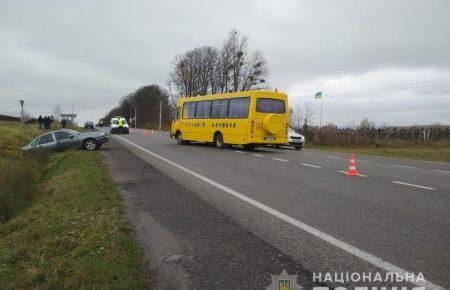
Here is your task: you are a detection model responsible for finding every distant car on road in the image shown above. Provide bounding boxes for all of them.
[287,129,305,150]
[22,129,109,152]
[110,117,129,134]
[84,121,95,129]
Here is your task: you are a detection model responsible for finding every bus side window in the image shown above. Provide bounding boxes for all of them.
[211,99,228,119]
[195,101,211,119]
[228,97,250,119]
[183,102,197,119]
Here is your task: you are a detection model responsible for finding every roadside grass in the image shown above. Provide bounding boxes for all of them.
[306,143,450,163]
[0,121,43,159]
[0,121,49,221]
[0,122,150,288]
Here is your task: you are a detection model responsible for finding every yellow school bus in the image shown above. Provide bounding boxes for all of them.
[170,90,289,149]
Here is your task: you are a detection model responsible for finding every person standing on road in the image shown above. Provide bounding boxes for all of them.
[118,117,123,129]
[61,119,67,128]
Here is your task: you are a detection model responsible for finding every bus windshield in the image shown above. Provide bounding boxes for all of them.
[256,98,285,114]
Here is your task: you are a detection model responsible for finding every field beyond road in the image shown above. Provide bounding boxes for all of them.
[0,122,150,288]
[306,144,450,163]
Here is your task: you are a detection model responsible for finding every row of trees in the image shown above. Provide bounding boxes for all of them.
[104,30,270,127]
[168,29,269,98]
[293,119,449,147]
[103,85,172,129]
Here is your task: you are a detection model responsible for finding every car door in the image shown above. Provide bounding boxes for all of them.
[54,130,77,150]
[36,132,57,150]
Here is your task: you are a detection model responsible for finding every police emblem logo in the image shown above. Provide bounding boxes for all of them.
[279,279,290,290]
[266,269,302,290]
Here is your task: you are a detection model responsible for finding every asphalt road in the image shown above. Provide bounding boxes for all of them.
[101,128,449,289]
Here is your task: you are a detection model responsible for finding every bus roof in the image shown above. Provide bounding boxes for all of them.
[176,90,287,105]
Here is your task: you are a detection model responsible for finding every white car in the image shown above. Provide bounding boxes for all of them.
[287,129,305,150]
[110,117,130,134]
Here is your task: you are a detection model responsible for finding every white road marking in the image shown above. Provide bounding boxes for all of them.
[338,171,367,177]
[392,164,415,169]
[391,181,434,190]
[433,169,450,174]
[325,155,341,159]
[111,134,445,290]
[301,163,321,168]
[273,158,289,162]
[234,150,245,154]
[253,154,263,157]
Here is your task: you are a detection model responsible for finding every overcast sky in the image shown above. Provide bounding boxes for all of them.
[1,0,449,126]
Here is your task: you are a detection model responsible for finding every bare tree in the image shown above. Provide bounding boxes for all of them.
[301,102,314,129]
[359,118,375,130]
[289,105,302,129]
[104,85,171,129]
[168,29,269,97]
[240,50,268,91]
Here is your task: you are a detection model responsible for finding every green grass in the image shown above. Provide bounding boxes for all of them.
[0,121,43,159]
[0,121,150,288]
[306,144,450,163]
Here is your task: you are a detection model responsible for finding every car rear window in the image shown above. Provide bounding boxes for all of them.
[256,98,285,114]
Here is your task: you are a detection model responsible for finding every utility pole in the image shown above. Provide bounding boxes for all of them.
[158,99,162,131]
[134,100,137,129]
[20,100,24,122]
[320,97,323,128]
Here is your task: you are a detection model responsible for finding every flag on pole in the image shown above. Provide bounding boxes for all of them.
[314,91,322,99]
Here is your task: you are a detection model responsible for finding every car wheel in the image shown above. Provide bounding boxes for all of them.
[214,132,225,149]
[83,138,97,151]
[295,146,302,150]
[176,131,185,145]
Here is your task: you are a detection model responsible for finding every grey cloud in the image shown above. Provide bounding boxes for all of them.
[0,0,449,125]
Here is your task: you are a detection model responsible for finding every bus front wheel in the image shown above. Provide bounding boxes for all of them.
[214,132,225,149]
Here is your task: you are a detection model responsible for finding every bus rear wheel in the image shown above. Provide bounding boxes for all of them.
[214,132,225,149]
[176,131,185,145]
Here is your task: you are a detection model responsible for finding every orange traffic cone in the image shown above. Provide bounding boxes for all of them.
[346,153,359,176]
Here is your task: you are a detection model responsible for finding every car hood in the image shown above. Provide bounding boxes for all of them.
[288,131,304,138]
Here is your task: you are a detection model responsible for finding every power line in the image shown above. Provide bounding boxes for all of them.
[291,76,450,99]
[327,81,450,97]
[326,76,450,97]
